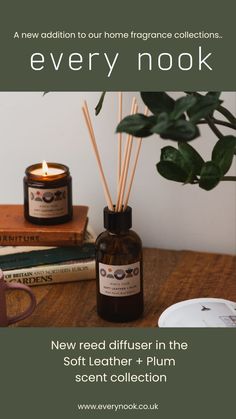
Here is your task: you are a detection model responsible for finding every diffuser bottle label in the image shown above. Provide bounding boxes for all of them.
[28,186,68,218]
[99,261,141,297]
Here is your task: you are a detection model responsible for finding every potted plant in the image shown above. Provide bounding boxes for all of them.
[97,92,236,191]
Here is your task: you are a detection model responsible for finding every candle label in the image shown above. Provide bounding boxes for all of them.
[28,186,68,218]
[99,261,140,297]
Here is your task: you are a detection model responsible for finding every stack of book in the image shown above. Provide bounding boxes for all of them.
[0,205,96,286]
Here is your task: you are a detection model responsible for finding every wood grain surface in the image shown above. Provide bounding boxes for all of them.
[6,248,236,327]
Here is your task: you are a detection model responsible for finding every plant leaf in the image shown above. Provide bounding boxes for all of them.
[159,120,200,142]
[212,135,236,174]
[116,114,155,137]
[150,112,171,134]
[178,142,204,175]
[159,146,195,183]
[141,92,175,115]
[171,95,197,119]
[199,161,222,190]
[206,91,222,100]
[156,161,190,183]
[95,92,106,115]
[160,145,189,168]
[188,95,220,123]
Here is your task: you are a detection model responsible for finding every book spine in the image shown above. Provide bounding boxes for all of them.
[0,225,96,256]
[4,260,95,286]
[0,243,95,270]
[0,232,84,246]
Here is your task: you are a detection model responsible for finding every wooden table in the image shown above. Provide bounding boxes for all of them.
[7,248,236,327]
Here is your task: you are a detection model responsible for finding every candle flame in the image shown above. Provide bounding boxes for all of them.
[42,160,49,176]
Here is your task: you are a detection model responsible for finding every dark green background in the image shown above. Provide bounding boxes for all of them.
[0,328,235,419]
[0,2,235,418]
[0,0,235,90]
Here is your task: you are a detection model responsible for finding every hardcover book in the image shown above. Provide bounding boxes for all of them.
[4,258,96,286]
[0,205,89,246]
[2,226,97,285]
[0,226,96,270]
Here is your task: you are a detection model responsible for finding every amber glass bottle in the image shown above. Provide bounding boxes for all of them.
[96,206,144,322]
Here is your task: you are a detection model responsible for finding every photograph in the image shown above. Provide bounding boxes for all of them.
[1,91,235,327]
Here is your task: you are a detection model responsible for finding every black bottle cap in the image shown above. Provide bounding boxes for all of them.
[104,206,132,233]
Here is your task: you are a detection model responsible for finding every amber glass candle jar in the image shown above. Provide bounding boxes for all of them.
[24,162,72,225]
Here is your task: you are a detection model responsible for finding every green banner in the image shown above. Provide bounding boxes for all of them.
[0,328,234,419]
[0,0,235,90]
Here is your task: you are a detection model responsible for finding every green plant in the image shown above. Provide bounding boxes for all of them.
[97,92,236,191]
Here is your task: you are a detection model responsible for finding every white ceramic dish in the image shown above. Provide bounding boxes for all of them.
[158,298,236,328]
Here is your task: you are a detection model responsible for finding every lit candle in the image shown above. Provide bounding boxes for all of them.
[24,162,73,225]
[31,160,65,177]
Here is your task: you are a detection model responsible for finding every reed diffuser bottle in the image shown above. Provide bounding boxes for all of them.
[82,94,147,322]
[96,206,143,322]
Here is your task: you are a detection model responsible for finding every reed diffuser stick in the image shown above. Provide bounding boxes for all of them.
[123,107,148,210]
[116,134,131,210]
[117,102,138,212]
[82,102,114,211]
[117,92,123,185]
[123,139,142,210]
[82,94,145,213]
[116,98,137,211]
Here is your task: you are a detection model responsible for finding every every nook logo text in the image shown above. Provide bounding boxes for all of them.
[13,31,215,77]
